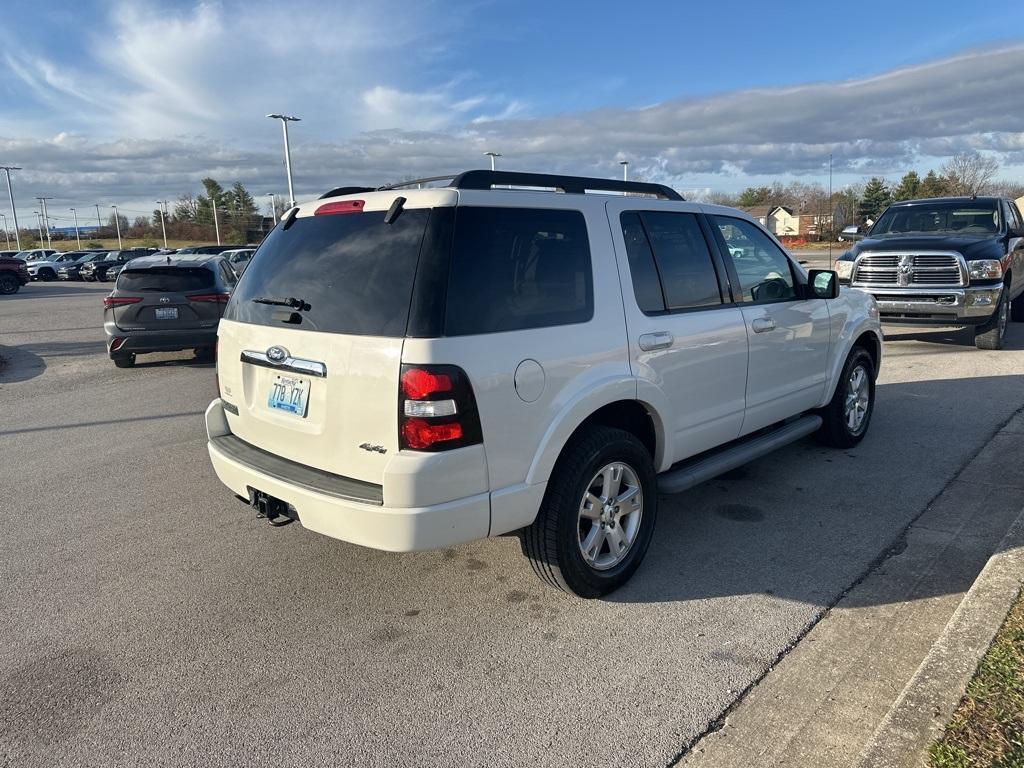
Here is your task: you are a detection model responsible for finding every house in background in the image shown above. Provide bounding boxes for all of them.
[740,205,771,227]
[740,204,833,240]
[768,206,800,237]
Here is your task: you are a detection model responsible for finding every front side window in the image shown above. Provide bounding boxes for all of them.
[444,207,593,335]
[713,216,796,303]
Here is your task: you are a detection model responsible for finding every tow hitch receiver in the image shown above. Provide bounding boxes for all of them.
[248,488,299,527]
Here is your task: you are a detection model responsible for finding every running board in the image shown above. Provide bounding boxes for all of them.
[657,415,822,494]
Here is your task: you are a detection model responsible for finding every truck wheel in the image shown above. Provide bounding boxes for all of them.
[817,347,875,448]
[521,425,657,598]
[974,289,1009,350]
[112,353,136,368]
[39,268,56,281]
[0,273,20,295]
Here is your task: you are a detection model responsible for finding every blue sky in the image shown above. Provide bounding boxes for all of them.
[2,0,1024,220]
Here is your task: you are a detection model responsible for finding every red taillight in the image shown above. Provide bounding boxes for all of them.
[103,295,142,308]
[401,419,464,450]
[314,200,365,216]
[398,364,481,452]
[190,293,231,303]
[401,368,453,399]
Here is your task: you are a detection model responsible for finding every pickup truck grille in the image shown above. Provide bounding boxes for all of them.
[852,252,965,288]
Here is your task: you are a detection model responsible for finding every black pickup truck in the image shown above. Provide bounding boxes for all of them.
[836,196,1024,349]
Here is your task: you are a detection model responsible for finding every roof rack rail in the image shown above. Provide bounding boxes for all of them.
[452,170,684,200]
[377,175,460,191]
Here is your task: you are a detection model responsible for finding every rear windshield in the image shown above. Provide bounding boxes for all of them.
[117,267,215,292]
[224,209,431,336]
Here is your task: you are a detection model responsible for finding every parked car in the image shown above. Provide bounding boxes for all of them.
[837,225,865,242]
[205,170,882,597]
[15,249,58,262]
[176,244,246,255]
[836,196,1024,349]
[58,251,110,281]
[0,255,30,295]
[26,250,102,281]
[81,249,150,282]
[221,248,256,276]
[104,253,237,368]
[0,250,21,258]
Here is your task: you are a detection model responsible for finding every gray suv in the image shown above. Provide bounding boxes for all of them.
[104,254,237,368]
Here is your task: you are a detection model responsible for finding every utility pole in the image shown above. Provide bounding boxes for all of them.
[110,205,122,248]
[828,153,833,269]
[94,203,102,230]
[484,151,502,171]
[0,213,9,249]
[36,197,54,247]
[266,114,300,207]
[34,211,44,245]
[266,193,277,225]
[70,208,81,249]
[210,195,221,245]
[154,201,168,248]
[1,166,23,249]
[619,160,629,181]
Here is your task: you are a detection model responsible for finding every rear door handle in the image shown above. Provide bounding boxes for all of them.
[638,331,674,351]
[751,317,776,333]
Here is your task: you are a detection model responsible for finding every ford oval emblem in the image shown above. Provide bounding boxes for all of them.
[266,346,288,362]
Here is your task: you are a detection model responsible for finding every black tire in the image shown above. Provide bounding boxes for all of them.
[1010,292,1024,323]
[974,287,1009,350]
[112,353,136,368]
[816,347,875,448]
[0,273,20,295]
[521,425,657,598]
[194,346,215,361]
[39,268,56,281]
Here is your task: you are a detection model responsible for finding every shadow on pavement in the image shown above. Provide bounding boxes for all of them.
[883,324,1024,350]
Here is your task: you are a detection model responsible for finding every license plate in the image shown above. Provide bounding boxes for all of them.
[268,375,309,417]
[155,307,178,320]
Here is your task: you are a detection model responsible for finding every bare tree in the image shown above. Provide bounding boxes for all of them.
[941,152,999,196]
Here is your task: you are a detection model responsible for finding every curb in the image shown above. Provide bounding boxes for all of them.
[855,506,1024,768]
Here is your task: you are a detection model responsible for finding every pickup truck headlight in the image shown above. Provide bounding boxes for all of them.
[835,259,854,281]
[967,259,1003,280]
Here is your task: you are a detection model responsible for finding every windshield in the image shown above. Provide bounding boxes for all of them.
[224,208,431,336]
[871,202,1001,236]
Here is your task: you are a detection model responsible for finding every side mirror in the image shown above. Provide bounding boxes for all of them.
[805,269,839,299]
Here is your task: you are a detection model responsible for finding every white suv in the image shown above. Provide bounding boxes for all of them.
[206,171,882,597]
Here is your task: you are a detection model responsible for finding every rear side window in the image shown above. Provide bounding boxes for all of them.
[638,212,722,309]
[444,207,593,335]
[117,267,215,293]
[224,209,431,336]
[620,212,665,313]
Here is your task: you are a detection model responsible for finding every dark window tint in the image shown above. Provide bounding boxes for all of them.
[445,207,593,335]
[117,267,215,293]
[619,212,665,313]
[871,201,1000,235]
[639,212,721,309]
[224,209,430,336]
[713,216,795,303]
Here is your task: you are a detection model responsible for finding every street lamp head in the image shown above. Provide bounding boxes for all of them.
[619,160,629,166]
[267,114,301,122]
[484,151,502,157]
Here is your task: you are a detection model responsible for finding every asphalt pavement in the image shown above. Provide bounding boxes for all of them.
[2,281,1024,768]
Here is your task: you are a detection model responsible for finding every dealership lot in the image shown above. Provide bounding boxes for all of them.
[2,281,1023,767]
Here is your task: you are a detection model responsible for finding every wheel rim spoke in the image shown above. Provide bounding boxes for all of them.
[580,523,605,564]
[577,462,643,571]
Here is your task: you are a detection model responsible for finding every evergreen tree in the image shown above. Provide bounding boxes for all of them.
[858,178,891,220]
[919,170,950,198]
[891,171,921,201]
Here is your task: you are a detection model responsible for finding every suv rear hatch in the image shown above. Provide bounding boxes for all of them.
[218,190,455,485]
[110,266,225,329]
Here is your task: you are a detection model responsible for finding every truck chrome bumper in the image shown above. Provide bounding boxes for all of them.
[853,285,1003,325]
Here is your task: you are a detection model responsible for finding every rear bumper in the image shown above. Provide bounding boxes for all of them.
[105,322,217,355]
[204,399,491,551]
[852,284,1002,326]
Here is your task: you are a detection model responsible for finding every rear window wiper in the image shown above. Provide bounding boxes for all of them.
[252,296,310,311]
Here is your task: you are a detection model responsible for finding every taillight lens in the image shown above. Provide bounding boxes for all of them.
[190,293,231,303]
[103,295,142,308]
[315,200,365,216]
[398,364,481,452]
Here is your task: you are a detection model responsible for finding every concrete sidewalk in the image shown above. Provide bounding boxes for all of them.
[680,409,1024,768]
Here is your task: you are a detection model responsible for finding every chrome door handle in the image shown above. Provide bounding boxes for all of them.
[751,317,776,333]
[638,331,674,351]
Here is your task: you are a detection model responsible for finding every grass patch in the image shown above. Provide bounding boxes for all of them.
[929,588,1024,768]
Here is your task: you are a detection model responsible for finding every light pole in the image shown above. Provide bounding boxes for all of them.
[154,201,168,248]
[0,213,8,249]
[265,193,277,225]
[110,205,122,248]
[36,197,54,247]
[619,160,629,181]
[94,203,102,230]
[266,114,300,207]
[208,193,221,245]
[70,208,81,249]
[1,166,22,249]
[484,151,502,171]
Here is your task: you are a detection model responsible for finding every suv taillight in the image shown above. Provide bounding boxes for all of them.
[399,364,482,451]
[190,293,231,303]
[103,296,142,308]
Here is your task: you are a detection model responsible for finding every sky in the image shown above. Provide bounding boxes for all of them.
[2,0,1024,229]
